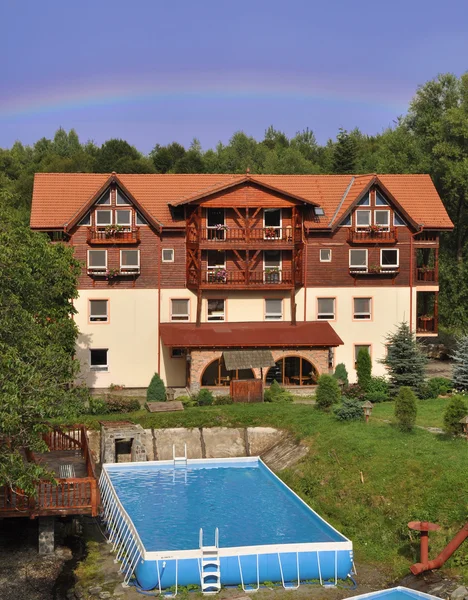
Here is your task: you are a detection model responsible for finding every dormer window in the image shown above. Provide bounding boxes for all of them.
[376,191,389,206]
[95,210,112,226]
[115,210,132,226]
[136,212,148,225]
[116,190,131,205]
[96,191,111,205]
[355,210,371,228]
[78,213,91,226]
[357,192,370,206]
[374,210,390,230]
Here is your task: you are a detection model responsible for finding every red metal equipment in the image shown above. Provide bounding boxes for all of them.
[409,521,468,575]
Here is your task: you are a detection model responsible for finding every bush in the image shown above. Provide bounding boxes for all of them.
[381,322,427,392]
[196,389,214,406]
[345,384,366,401]
[88,396,141,415]
[365,391,389,404]
[147,372,166,402]
[334,398,364,421]
[443,395,468,435]
[356,348,372,391]
[316,374,341,411]
[213,395,233,405]
[333,363,349,387]
[418,381,439,400]
[264,380,293,403]
[429,377,452,396]
[177,395,197,408]
[394,386,417,432]
[367,376,389,396]
[88,397,107,415]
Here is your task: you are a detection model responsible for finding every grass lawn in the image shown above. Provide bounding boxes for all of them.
[372,397,451,429]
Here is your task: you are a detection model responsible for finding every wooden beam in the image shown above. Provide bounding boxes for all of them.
[291,288,297,325]
[196,289,202,327]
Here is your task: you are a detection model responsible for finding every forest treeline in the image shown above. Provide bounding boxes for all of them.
[1,72,468,332]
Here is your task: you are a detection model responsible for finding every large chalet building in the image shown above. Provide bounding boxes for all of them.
[31,172,452,392]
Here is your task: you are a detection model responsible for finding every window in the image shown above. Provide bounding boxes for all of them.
[375,191,389,206]
[381,249,399,268]
[354,345,371,366]
[340,213,352,227]
[116,189,131,205]
[349,249,368,268]
[115,210,131,226]
[357,192,370,206]
[120,249,140,272]
[264,250,282,282]
[394,212,406,226]
[96,191,111,205]
[355,210,371,228]
[265,299,283,320]
[375,210,390,230]
[171,299,189,321]
[95,210,112,226]
[78,213,91,226]
[207,299,225,321]
[320,249,332,262]
[353,298,371,320]
[207,208,225,240]
[136,212,148,225]
[90,349,108,371]
[207,250,226,268]
[162,248,174,263]
[317,298,335,320]
[264,209,282,238]
[87,250,107,271]
[89,300,108,323]
[171,348,186,358]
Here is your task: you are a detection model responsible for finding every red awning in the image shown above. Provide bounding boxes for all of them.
[160,321,343,348]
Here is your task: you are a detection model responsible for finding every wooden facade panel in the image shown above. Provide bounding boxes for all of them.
[200,183,303,208]
[161,231,186,288]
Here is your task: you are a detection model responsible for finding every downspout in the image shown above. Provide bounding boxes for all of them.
[303,223,307,323]
[409,225,424,332]
[157,226,163,375]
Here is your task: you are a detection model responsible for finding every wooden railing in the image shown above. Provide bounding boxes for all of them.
[416,268,437,282]
[417,316,438,333]
[43,427,82,451]
[188,269,297,287]
[188,226,302,245]
[348,228,397,244]
[87,227,140,244]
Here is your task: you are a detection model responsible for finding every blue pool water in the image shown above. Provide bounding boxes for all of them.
[350,589,442,600]
[107,460,345,551]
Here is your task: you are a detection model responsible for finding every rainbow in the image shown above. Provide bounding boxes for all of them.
[0,72,411,119]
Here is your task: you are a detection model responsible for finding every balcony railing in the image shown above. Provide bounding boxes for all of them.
[348,227,397,244]
[188,269,297,288]
[349,266,400,276]
[188,226,302,245]
[416,268,437,283]
[87,227,140,244]
[87,267,140,278]
[417,315,438,334]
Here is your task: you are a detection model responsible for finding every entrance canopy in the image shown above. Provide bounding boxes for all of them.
[223,350,275,371]
[160,321,343,348]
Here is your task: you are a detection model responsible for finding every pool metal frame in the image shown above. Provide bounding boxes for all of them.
[99,456,353,591]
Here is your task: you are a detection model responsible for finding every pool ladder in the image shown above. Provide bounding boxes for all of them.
[172,443,187,466]
[199,528,221,595]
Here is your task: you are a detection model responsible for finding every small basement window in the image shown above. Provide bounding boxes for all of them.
[265,298,283,320]
[171,348,186,358]
[89,299,109,322]
[162,249,174,262]
[90,349,108,371]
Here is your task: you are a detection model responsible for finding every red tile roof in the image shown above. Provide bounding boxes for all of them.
[159,321,343,348]
[30,172,453,230]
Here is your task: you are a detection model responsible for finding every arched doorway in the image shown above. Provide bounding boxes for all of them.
[201,358,255,387]
[265,356,317,386]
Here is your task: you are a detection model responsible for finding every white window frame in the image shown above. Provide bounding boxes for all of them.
[265,298,283,321]
[374,210,390,231]
[355,210,371,229]
[263,249,282,283]
[89,299,109,323]
[162,248,175,263]
[375,191,389,206]
[116,189,131,205]
[349,249,368,269]
[115,210,132,226]
[263,208,282,239]
[357,192,370,206]
[90,348,108,372]
[120,249,140,272]
[171,299,190,321]
[317,297,336,320]
[87,249,107,272]
[207,299,226,322]
[78,213,92,226]
[393,212,406,227]
[206,208,226,240]
[353,297,372,320]
[380,248,399,268]
[340,213,352,227]
[320,248,332,262]
[136,211,148,225]
[95,209,113,226]
[96,191,111,205]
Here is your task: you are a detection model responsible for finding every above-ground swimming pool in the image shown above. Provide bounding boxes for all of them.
[100,457,353,592]
[344,587,443,600]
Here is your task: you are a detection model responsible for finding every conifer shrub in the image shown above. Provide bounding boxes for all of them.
[316,374,341,411]
[196,389,214,406]
[367,376,389,396]
[381,322,427,393]
[356,348,372,391]
[146,372,166,402]
[429,377,452,396]
[177,395,197,408]
[334,398,364,421]
[394,386,417,432]
[452,335,468,392]
[264,380,293,403]
[443,395,468,435]
[213,394,233,405]
[333,363,349,388]
[365,391,388,404]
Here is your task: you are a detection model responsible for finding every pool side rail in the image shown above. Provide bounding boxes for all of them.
[410,521,468,575]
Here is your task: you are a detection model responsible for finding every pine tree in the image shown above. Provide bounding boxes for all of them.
[316,374,341,411]
[332,128,357,174]
[380,322,427,392]
[356,348,372,391]
[395,387,417,432]
[443,395,468,435]
[452,335,468,392]
[147,372,166,402]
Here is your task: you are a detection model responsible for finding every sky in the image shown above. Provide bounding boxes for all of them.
[1,0,468,153]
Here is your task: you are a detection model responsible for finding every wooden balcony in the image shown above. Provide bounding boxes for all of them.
[349,266,400,276]
[348,227,397,244]
[188,268,300,289]
[417,315,438,334]
[87,227,140,244]
[416,268,437,283]
[0,426,98,519]
[188,226,302,248]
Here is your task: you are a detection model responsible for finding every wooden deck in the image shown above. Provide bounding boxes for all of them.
[0,426,99,519]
